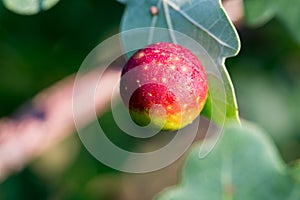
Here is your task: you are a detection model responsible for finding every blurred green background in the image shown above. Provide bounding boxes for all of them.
[0,0,300,199]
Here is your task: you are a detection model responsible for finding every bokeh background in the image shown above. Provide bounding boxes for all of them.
[0,0,300,199]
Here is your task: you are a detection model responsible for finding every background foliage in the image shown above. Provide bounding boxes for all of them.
[0,0,300,199]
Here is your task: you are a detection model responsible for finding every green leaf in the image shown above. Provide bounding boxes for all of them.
[120,0,240,125]
[243,0,276,26]
[2,0,60,15]
[289,160,300,183]
[116,0,127,4]
[244,0,300,43]
[276,0,300,43]
[156,122,300,200]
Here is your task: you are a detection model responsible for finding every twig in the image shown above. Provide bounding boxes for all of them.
[222,0,244,26]
[0,69,121,181]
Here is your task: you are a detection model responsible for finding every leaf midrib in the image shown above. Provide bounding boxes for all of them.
[164,0,236,51]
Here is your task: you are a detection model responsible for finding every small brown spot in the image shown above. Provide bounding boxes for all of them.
[150,6,158,16]
[224,184,235,195]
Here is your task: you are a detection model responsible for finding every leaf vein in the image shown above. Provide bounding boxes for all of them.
[148,0,163,44]
[163,0,177,43]
[165,0,235,51]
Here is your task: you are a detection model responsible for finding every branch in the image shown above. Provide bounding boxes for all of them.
[0,69,121,181]
[223,0,244,26]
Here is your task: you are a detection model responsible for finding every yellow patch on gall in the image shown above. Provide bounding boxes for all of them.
[136,52,144,59]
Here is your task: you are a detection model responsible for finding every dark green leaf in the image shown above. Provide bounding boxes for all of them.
[244,0,300,43]
[116,0,127,4]
[2,0,59,15]
[243,0,276,26]
[120,0,240,125]
[277,0,300,43]
[289,161,300,184]
[156,122,300,200]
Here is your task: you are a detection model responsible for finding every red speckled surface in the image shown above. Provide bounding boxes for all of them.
[120,42,208,130]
